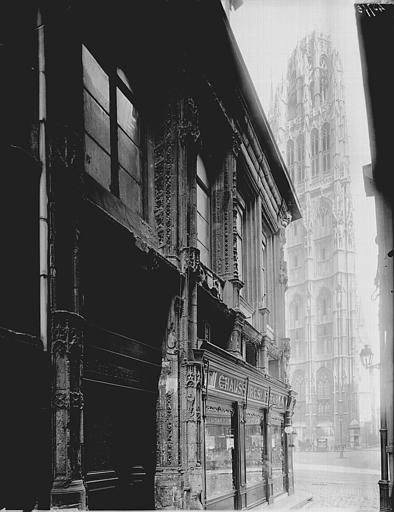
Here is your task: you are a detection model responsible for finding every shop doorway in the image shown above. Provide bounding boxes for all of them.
[80,204,173,510]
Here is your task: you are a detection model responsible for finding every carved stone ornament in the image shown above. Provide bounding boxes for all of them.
[181,246,201,275]
[179,97,201,146]
[231,131,242,157]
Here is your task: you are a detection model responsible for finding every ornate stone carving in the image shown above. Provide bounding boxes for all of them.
[154,103,177,250]
[50,310,86,508]
[178,97,200,145]
[231,131,242,157]
[228,311,245,357]
[198,264,224,301]
[181,246,201,275]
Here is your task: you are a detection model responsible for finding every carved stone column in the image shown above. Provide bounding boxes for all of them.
[284,392,296,496]
[260,335,269,373]
[228,311,245,358]
[183,361,204,510]
[264,409,274,504]
[50,310,86,509]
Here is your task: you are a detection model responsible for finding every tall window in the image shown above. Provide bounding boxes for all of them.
[290,295,303,328]
[320,56,328,103]
[296,76,304,117]
[287,139,295,183]
[317,288,331,323]
[317,369,331,400]
[236,199,245,283]
[311,128,319,177]
[296,134,305,183]
[322,122,330,173]
[196,155,211,267]
[82,46,146,216]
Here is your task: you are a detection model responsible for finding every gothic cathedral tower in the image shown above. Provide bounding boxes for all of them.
[270,33,360,450]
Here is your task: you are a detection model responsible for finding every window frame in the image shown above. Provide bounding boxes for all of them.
[196,154,211,268]
[322,123,330,174]
[82,44,148,219]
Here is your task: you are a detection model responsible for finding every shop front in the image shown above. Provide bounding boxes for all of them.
[202,345,291,510]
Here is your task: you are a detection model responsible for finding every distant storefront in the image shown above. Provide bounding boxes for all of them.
[202,344,292,510]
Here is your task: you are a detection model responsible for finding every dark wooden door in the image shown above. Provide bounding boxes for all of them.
[84,377,157,510]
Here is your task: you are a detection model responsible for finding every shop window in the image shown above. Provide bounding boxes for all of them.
[196,155,211,267]
[205,404,234,501]
[311,128,319,177]
[322,122,330,173]
[245,410,264,487]
[82,45,147,217]
[286,139,294,183]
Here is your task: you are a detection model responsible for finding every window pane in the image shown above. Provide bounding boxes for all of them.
[205,406,234,500]
[119,167,142,214]
[197,214,210,253]
[245,411,264,486]
[197,184,209,221]
[197,155,209,188]
[237,235,243,281]
[197,241,210,268]
[84,90,111,154]
[118,128,141,182]
[85,134,111,190]
[82,46,110,112]
[117,88,139,144]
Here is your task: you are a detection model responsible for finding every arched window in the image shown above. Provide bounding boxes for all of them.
[296,134,305,183]
[311,128,319,177]
[196,155,211,267]
[320,55,328,103]
[287,139,295,182]
[317,288,331,323]
[296,76,304,117]
[322,123,330,173]
[288,70,297,120]
[316,368,331,400]
[290,295,303,328]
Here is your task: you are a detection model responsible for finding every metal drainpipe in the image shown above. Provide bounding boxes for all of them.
[38,8,48,351]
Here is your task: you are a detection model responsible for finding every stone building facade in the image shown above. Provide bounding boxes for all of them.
[356,5,394,510]
[269,33,361,451]
[1,1,300,510]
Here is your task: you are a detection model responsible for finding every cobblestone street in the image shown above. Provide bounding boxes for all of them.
[294,448,380,511]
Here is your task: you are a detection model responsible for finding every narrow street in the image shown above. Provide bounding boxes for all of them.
[294,448,380,511]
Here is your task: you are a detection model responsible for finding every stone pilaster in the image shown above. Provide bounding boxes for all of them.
[285,392,296,496]
[264,410,274,504]
[228,311,245,358]
[50,310,86,509]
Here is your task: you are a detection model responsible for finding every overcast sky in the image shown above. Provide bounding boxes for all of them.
[230,0,379,358]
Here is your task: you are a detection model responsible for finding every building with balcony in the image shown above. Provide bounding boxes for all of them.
[269,32,362,452]
[0,1,300,510]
